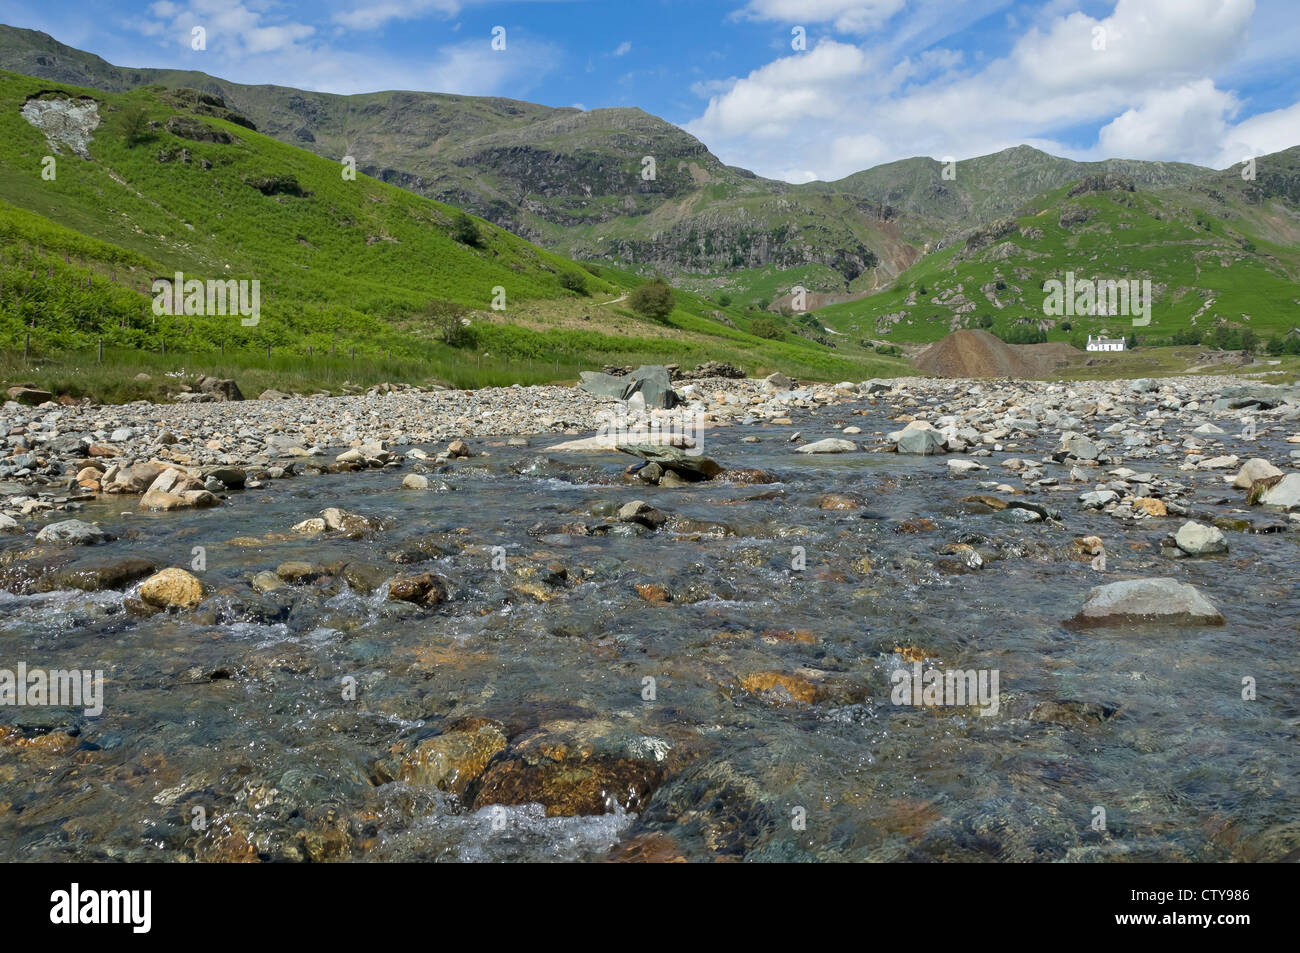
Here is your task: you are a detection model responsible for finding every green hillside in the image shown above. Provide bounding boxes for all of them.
[0,69,912,397]
[813,159,1300,349]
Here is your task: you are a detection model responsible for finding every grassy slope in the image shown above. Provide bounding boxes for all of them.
[0,70,911,397]
[813,160,1300,348]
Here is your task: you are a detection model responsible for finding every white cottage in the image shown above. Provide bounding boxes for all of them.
[1086,334,1127,352]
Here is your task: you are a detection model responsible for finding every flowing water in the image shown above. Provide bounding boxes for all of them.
[2,398,1298,862]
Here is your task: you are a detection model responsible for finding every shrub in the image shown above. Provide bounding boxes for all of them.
[717,294,731,307]
[451,211,482,247]
[750,317,784,340]
[559,270,588,295]
[629,279,675,321]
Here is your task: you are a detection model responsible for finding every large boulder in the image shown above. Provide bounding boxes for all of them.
[1058,432,1100,460]
[896,428,947,455]
[1069,578,1224,627]
[1231,458,1283,489]
[6,385,53,406]
[1173,521,1228,556]
[196,376,244,401]
[1259,473,1300,509]
[578,365,678,409]
[34,519,112,545]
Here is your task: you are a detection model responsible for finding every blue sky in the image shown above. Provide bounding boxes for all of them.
[3,0,1298,181]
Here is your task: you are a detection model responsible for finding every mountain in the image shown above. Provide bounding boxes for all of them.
[5,23,1270,313]
[2,23,1298,371]
[808,145,1211,244]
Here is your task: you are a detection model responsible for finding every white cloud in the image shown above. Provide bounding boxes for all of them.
[139,0,316,57]
[127,1,558,97]
[689,0,1292,182]
[779,169,821,183]
[1096,80,1238,162]
[334,1,461,32]
[332,0,579,33]
[613,41,632,57]
[736,0,907,33]
[1212,99,1300,168]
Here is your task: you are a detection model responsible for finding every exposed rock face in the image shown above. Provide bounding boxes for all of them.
[164,115,235,144]
[963,217,1018,251]
[1067,174,1135,197]
[20,94,100,157]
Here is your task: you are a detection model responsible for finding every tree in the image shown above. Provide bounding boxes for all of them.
[717,294,732,308]
[1127,331,1139,349]
[451,211,482,247]
[750,317,784,340]
[120,104,151,147]
[629,279,675,321]
[426,299,475,347]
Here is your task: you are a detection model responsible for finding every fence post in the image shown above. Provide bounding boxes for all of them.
[98,337,103,364]
[162,337,166,356]
[24,331,30,362]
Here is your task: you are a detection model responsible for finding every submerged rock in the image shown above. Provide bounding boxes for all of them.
[797,438,857,454]
[471,749,665,817]
[1030,700,1120,727]
[387,572,448,606]
[617,444,723,480]
[1069,578,1224,627]
[379,721,508,797]
[138,568,204,610]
